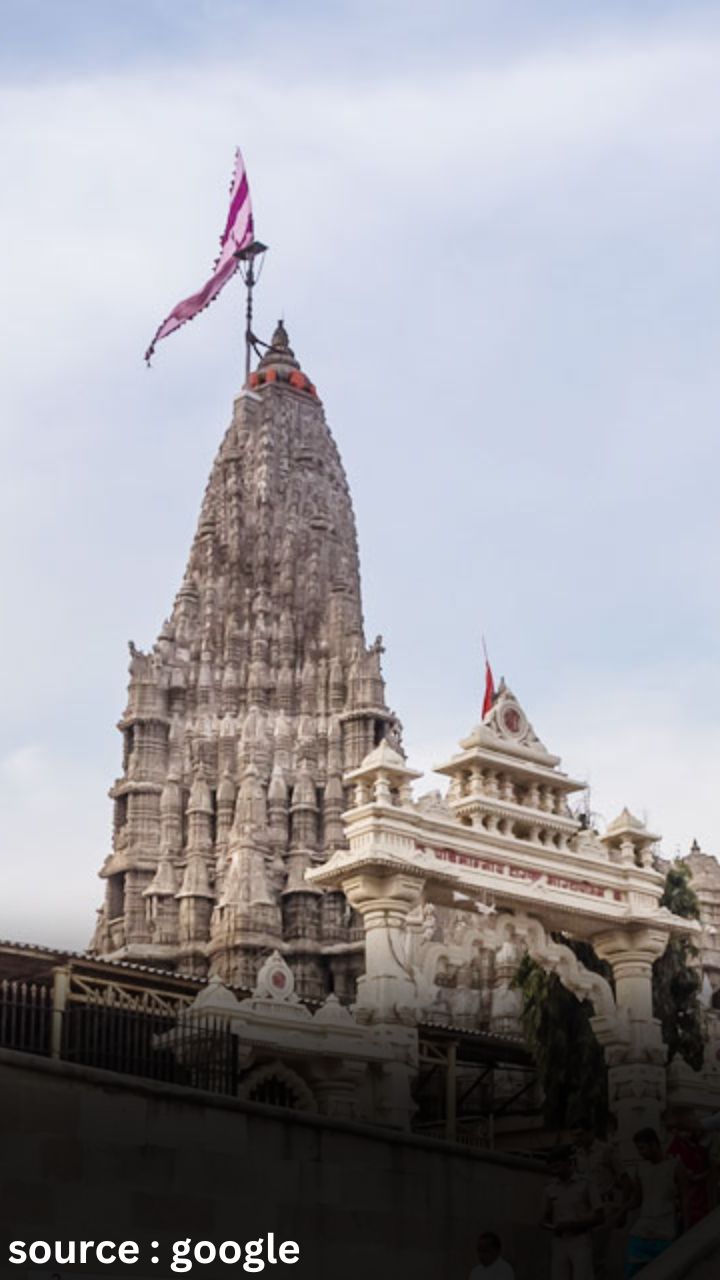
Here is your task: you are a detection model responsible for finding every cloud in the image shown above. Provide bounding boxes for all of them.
[3,28,720,352]
[1,16,720,947]
[0,745,109,948]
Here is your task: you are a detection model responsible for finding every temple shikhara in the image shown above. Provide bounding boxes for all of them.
[91,324,398,998]
[77,319,720,1143]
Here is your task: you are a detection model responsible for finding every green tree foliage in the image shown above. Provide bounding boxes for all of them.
[513,943,609,1133]
[653,861,704,1071]
[660,861,701,919]
[513,863,706,1131]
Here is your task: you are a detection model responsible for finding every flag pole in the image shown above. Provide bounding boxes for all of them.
[236,240,268,385]
[244,253,255,385]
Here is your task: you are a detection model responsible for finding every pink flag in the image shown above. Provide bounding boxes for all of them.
[145,149,255,364]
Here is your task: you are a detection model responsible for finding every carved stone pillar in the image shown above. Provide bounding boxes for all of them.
[594,926,669,1152]
[342,870,425,1025]
[489,939,524,1037]
[307,1058,366,1120]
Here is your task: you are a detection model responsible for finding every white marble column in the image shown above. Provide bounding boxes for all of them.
[342,869,425,1025]
[594,926,669,1154]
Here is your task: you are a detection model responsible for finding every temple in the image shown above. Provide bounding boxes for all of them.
[91,323,400,998]
[306,684,720,1138]
[86,319,720,1144]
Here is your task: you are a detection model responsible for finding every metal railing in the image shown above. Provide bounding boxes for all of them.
[0,977,238,1097]
[0,979,53,1055]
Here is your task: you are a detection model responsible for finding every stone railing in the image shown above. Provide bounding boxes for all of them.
[638,1209,720,1279]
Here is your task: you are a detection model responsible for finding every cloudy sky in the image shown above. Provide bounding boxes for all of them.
[2,1,720,948]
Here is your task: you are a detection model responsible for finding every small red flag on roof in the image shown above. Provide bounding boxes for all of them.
[481,638,495,719]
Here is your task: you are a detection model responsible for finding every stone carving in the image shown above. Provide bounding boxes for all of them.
[482,681,546,753]
[237,1060,318,1111]
[91,326,400,999]
[415,790,452,818]
[408,906,618,1034]
[254,950,296,1002]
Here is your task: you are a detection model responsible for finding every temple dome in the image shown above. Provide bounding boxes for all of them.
[249,320,317,396]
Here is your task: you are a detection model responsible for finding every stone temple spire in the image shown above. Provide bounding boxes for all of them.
[91,326,400,998]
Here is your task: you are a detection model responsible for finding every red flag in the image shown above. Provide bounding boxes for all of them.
[482,658,495,719]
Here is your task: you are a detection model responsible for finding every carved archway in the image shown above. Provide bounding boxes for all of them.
[491,912,617,1022]
[409,906,619,1028]
[238,1060,317,1112]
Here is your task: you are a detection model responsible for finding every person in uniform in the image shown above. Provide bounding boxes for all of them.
[572,1118,627,1278]
[542,1145,603,1279]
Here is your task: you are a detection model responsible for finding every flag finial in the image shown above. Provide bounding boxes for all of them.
[257,320,300,372]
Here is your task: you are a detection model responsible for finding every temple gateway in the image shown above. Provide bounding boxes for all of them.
[88,324,720,1146]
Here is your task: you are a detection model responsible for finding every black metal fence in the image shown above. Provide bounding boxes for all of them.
[0,979,53,1055]
[0,979,239,1096]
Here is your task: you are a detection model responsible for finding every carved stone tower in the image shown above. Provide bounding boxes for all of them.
[91,324,399,998]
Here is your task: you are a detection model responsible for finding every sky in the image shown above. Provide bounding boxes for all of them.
[1,0,720,948]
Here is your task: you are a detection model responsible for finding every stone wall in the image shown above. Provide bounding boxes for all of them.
[0,1048,547,1280]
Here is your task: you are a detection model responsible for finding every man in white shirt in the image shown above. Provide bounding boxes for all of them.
[468,1231,515,1280]
[625,1128,684,1277]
